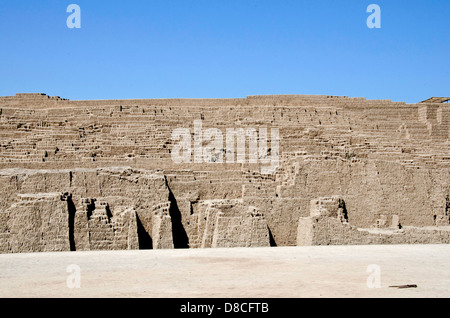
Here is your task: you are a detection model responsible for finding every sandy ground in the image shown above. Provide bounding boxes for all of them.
[0,244,449,298]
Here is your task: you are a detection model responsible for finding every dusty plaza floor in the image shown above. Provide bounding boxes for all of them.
[0,244,449,298]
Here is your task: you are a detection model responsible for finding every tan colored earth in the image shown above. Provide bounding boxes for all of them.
[1,244,449,298]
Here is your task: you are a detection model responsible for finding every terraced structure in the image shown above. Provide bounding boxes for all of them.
[0,93,449,253]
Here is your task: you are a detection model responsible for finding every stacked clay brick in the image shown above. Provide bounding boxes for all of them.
[0,93,448,252]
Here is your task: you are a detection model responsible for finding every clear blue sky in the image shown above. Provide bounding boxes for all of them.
[0,0,448,103]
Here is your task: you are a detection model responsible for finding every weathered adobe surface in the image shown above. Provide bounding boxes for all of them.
[0,93,449,253]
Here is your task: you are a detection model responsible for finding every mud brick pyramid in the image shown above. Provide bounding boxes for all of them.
[0,93,449,253]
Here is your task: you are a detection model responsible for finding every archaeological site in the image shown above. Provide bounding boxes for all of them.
[0,93,449,253]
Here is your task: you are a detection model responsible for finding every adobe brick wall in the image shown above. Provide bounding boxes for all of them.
[0,93,448,252]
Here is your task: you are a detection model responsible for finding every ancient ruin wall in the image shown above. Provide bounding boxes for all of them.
[0,93,449,252]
